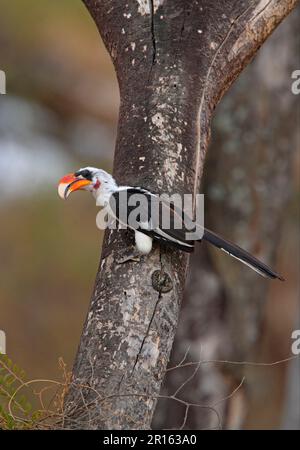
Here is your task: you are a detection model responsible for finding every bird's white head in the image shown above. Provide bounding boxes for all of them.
[58,167,118,206]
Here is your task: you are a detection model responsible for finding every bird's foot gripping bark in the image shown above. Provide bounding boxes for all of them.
[116,247,141,264]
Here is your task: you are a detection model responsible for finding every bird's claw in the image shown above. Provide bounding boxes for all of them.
[116,249,141,264]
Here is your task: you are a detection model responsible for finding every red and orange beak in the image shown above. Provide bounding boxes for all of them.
[58,173,92,200]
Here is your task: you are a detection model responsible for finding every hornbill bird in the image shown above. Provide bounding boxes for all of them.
[58,167,284,281]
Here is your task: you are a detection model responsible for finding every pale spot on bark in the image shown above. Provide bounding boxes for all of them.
[151,112,165,130]
[121,289,141,326]
[136,0,164,15]
[163,158,178,184]
[141,336,160,370]
[126,332,142,358]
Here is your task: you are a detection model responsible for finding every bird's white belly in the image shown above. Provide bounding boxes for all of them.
[135,231,153,254]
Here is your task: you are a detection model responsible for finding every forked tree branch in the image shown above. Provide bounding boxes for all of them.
[63,0,298,429]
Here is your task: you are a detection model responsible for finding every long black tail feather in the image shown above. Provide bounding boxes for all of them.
[202,228,284,281]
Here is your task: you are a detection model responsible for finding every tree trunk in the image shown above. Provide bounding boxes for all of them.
[63,0,298,429]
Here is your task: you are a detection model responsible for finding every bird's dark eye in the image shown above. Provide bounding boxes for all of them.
[75,169,92,181]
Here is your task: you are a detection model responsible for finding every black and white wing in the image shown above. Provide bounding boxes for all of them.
[109,187,284,280]
[109,187,195,252]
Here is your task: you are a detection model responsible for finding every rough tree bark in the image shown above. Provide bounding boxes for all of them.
[63,0,298,429]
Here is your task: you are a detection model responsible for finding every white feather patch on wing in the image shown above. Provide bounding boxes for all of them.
[154,227,194,248]
[135,231,153,254]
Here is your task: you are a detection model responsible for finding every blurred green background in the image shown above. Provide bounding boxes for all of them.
[0,0,299,429]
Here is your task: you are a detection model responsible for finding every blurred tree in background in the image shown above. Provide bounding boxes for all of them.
[0,0,299,429]
[153,8,299,429]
